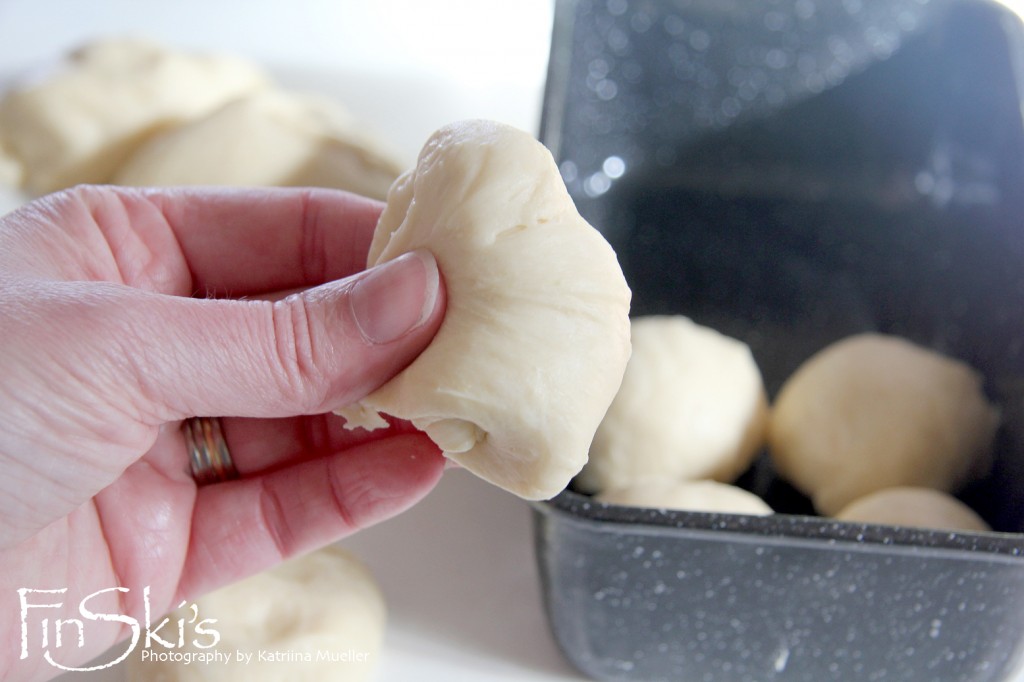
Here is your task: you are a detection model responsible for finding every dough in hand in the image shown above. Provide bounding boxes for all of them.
[769,333,1000,516]
[0,38,268,194]
[125,546,385,682]
[115,90,403,200]
[836,487,990,532]
[576,315,767,494]
[336,120,632,500]
[597,479,772,515]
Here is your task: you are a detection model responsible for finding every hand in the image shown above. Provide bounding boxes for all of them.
[0,185,447,678]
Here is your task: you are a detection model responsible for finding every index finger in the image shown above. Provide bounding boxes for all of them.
[146,186,386,297]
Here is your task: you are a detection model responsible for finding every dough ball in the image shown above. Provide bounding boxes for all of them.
[125,546,385,682]
[0,38,268,194]
[769,333,1000,515]
[115,90,403,200]
[597,479,773,515]
[0,139,22,187]
[336,120,632,500]
[835,487,990,532]
[575,315,767,494]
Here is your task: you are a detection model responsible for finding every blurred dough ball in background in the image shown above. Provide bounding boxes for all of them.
[114,89,403,200]
[769,333,1000,516]
[0,38,269,194]
[597,479,773,516]
[0,138,21,186]
[576,315,768,494]
[125,546,385,682]
[835,486,991,533]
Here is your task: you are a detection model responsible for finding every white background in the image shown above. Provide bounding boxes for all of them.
[1,1,587,680]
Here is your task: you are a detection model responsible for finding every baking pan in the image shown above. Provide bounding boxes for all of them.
[533,0,1024,679]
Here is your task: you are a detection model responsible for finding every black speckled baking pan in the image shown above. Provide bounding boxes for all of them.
[533,0,1024,680]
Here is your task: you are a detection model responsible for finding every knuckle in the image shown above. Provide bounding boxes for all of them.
[256,480,291,561]
[296,188,330,285]
[267,295,331,413]
[52,183,100,205]
[327,463,361,532]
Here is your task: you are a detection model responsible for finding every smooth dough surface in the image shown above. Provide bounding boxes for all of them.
[0,38,268,194]
[769,333,1000,516]
[597,479,773,515]
[125,546,385,682]
[835,486,990,532]
[336,120,632,500]
[576,315,767,494]
[115,90,402,200]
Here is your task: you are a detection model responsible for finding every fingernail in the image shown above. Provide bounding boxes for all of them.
[350,250,439,344]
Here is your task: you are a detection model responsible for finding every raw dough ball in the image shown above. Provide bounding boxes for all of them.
[0,38,268,194]
[597,479,773,515]
[769,333,1000,516]
[336,120,632,500]
[115,90,403,200]
[836,487,990,532]
[575,316,767,494]
[125,546,385,682]
[0,139,22,187]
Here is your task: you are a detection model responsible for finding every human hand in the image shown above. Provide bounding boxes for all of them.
[0,185,447,679]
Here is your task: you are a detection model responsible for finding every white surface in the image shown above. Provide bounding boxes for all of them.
[0,2,584,680]
[342,470,586,682]
[57,472,586,682]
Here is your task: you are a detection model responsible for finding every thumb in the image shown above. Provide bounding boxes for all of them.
[122,249,444,420]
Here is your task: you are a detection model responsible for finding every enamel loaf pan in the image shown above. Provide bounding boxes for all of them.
[533,1,1024,680]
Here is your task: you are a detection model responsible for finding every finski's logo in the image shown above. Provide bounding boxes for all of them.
[17,586,219,672]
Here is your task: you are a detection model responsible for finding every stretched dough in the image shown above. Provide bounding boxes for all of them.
[597,479,772,516]
[576,315,767,494]
[336,120,632,500]
[0,38,268,194]
[836,487,990,532]
[115,90,402,200]
[769,333,1000,515]
[125,546,385,682]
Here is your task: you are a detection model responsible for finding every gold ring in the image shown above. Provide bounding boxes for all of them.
[183,417,239,485]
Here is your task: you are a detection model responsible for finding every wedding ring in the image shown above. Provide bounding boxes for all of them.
[183,416,239,485]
